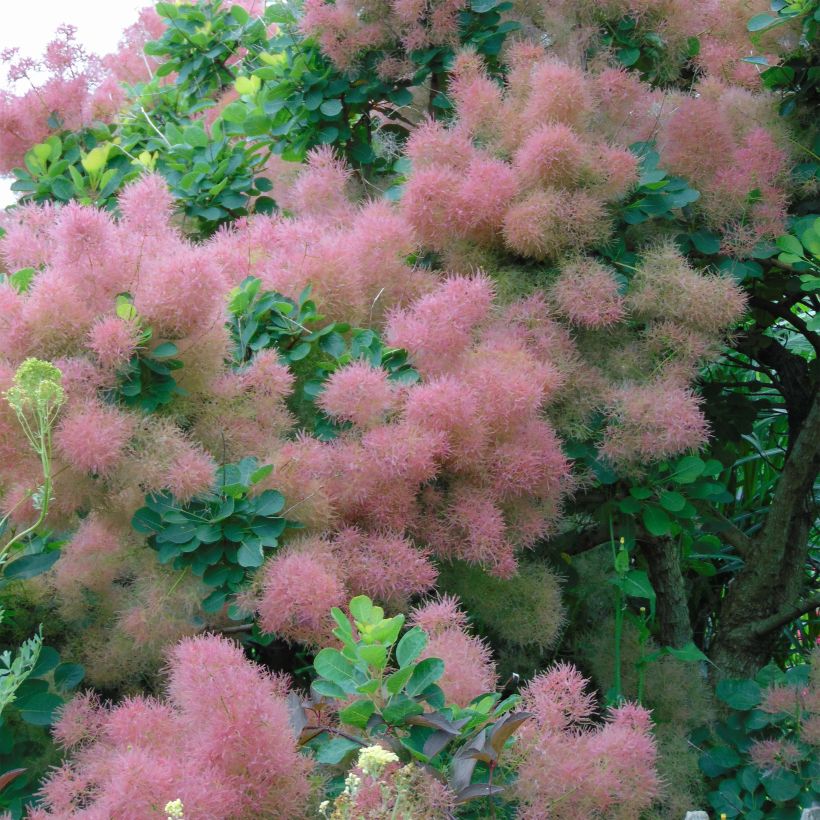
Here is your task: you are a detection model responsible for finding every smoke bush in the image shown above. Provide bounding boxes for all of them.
[35,634,312,818]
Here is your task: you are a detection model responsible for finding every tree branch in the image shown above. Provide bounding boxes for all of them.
[749,594,820,638]
[760,386,820,546]
[710,510,755,558]
[749,296,820,357]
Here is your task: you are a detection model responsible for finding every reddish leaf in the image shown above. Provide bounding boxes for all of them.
[0,768,26,793]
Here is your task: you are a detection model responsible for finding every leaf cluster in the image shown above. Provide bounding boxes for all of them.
[295,595,530,808]
[694,663,820,818]
[131,457,295,612]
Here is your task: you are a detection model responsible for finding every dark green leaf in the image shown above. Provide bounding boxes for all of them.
[339,699,375,729]
[54,663,85,692]
[396,627,427,668]
[3,550,61,580]
[405,657,444,696]
[716,679,762,711]
[642,504,672,536]
[17,692,63,726]
[315,735,360,763]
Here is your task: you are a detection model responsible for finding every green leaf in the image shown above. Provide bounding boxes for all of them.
[665,642,709,664]
[367,614,404,645]
[331,607,353,637]
[763,768,800,802]
[716,679,762,711]
[338,699,375,729]
[386,665,415,695]
[222,102,248,123]
[54,663,85,692]
[396,627,427,668]
[690,229,721,255]
[151,342,179,359]
[312,679,347,699]
[642,504,672,536]
[405,657,444,696]
[16,692,63,726]
[3,550,61,580]
[659,491,687,513]
[254,490,285,516]
[182,125,208,148]
[358,644,387,669]
[670,456,705,484]
[349,596,381,625]
[319,99,343,117]
[699,744,741,776]
[618,47,641,67]
[236,539,264,568]
[382,694,424,724]
[9,267,36,293]
[314,648,356,686]
[230,4,250,23]
[776,234,804,257]
[287,341,311,361]
[747,13,777,31]
[315,735,360,763]
[30,647,60,677]
[622,569,656,618]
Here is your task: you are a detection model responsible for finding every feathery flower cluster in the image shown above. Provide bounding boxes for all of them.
[0,27,105,173]
[35,634,312,818]
[658,81,790,255]
[401,49,639,265]
[301,0,467,75]
[410,596,497,707]
[255,530,437,645]
[513,663,660,818]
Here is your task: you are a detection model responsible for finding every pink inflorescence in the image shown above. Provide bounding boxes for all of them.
[37,634,313,818]
[514,664,660,818]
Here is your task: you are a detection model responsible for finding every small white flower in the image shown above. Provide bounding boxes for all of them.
[164,799,185,820]
[356,745,399,778]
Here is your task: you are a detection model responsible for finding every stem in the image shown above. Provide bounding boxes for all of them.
[0,409,53,565]
[302,725,368,748]
[613,589,624,702]
[610,515,624,703]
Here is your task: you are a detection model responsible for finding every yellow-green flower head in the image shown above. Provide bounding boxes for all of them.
[164,799,185,820]
[356,745,399,778]
[4,359,65,415]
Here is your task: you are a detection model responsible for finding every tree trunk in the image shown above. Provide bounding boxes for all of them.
[644,537,693,648]
[709,386,820,679]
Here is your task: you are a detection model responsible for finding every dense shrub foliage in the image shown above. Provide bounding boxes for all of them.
[0,0,818,816]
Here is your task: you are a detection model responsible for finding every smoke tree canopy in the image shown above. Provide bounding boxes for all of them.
[0,0,818,817]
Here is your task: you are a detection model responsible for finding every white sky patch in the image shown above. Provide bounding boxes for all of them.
[1,0,146,207]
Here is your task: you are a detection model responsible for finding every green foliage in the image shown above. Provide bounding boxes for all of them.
[228,276,418,437]
[103,297,187,412]
[297,595,530,808]
[158,118,272,233]
[146,1,272,106]
[11,130,136,209]
[0,636,83,818]
[0,532,63,585]
[745,0,820,117]
[131,457,296,613]
[599,16,699,86]
[619,143,701,226]
[694,662,820,819]
[0,612,42,719]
